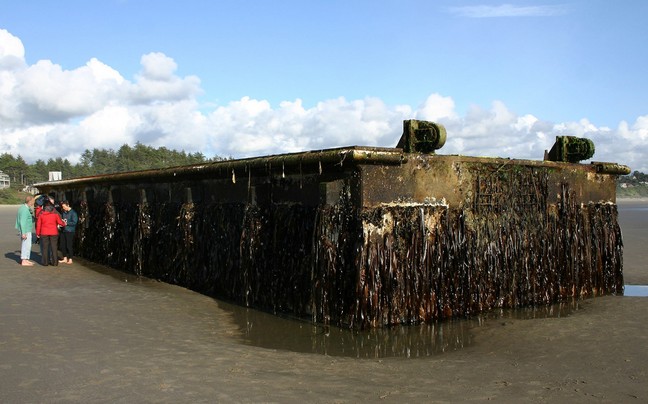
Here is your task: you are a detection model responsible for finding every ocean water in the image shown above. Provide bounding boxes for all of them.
[617,199,648,291]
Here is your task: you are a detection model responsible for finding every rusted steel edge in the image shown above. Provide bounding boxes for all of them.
[591,161,632,175]
[34,146,407,189]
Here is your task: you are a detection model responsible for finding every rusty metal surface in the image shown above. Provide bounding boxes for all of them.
[591,161,632,175]
[545,135,596,163]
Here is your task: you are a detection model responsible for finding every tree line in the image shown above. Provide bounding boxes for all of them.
[618,171,648,185]
[617,170,648,198]
[0,143,223,188]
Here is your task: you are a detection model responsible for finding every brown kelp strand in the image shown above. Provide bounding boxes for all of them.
[73,187,623,330]
[77,201,320,317]
[312,203,362,328]
[347,200,622,329]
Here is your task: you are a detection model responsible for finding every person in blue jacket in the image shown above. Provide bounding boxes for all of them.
[58,200,78,264]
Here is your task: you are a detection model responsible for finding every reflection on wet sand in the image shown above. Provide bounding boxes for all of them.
[220,298,582,358]
[76,253,587,359]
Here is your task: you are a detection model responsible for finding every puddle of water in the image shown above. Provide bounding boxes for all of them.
[77,258,595,358]
[220,300,582,359]
[624,285,648,297]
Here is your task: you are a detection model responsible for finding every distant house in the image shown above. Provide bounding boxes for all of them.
[22,185,38,195]
[48,171,62,181]
[0,171,10,189]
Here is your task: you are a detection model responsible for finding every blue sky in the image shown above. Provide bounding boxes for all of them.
[1,1,647,172]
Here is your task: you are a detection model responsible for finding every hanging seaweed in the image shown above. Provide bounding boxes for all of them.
[54,151,624,330]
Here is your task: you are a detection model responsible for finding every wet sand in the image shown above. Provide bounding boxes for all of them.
[1,204,647,403]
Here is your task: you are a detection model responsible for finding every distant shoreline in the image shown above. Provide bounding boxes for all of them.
[617,197,648,203]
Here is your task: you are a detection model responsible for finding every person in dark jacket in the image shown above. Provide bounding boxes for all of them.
[58,200,78,264]
[36,200,65,266]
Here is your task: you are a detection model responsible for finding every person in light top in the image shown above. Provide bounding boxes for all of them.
[15,195,35,266]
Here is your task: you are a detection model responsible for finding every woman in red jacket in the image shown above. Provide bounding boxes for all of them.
[36,200,65,266]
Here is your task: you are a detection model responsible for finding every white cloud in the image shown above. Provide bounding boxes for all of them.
[205,96,408,156]
[129,52,201,103]
[416,94,457,121]
[16,59,124,122]
[140,52,177,80]
[448,4,568,18]
[0,28,646,174]
[77,105,138,148]
[0,29,25,70]
[0,29,26,125]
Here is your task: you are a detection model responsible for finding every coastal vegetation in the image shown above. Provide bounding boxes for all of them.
[0,143,222,204]
[617,171,648,198]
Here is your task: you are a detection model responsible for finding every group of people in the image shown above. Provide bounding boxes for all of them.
[15,195,78,267]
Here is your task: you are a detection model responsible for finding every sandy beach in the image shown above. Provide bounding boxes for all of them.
[1,203,647,403]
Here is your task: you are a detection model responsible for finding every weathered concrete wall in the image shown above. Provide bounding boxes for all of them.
[360,155,617,208]
[37,151,623,329]
[340,157,621,327]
